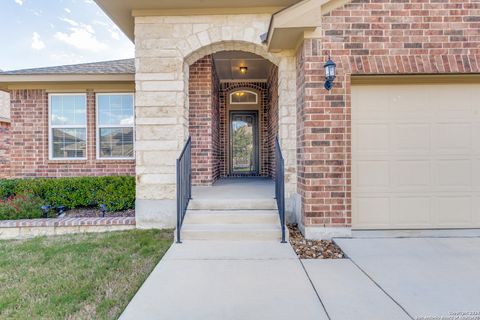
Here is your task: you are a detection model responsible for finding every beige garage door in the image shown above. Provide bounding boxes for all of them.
[352,82,480,229]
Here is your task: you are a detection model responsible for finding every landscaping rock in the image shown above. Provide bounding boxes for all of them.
[288,224,344,259]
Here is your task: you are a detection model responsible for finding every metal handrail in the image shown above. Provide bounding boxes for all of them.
[176,136,192,243]
[275,137,287,243]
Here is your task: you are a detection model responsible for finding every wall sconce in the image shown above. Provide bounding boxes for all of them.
[324,55,336,91]
[239,66,248,74]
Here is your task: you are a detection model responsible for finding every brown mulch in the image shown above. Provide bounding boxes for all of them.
[288,224,344,259]
[64,208,135,218]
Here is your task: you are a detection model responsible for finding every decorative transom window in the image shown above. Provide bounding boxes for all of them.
[96,93,134,159]
[229,90,258,104]
[49,94,87,159]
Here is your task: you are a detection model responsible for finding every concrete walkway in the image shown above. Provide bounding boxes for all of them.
[120,237,480,319]
[336,237,480,319]
[120,241,329,320]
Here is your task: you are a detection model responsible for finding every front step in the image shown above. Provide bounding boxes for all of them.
[183,210,279,225]
[180,224,288,241]
[188,198,277,210]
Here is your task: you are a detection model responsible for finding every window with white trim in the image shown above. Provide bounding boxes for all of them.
[96,93,134,159]
[49,94,87,159]
[230,90,258,104]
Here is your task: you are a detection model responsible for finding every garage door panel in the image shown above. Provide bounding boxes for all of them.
[354,197,390,228]
[434,159,471,189]
[472,125,480,154]
[354,161,390,190]
[390,197,431,227]
[392,123,431,152]
[355,124,389,152]
[392,160,430,189]
[471,159,480,189]
[433,123,471,153]
[435,197,472,227]
[352,83,480,230]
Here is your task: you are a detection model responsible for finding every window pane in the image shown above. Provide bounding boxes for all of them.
[99,127,134,158]
[98,94,134,126]
[230,91,257,104]
[50,95,86,126]
[52,128,86,158]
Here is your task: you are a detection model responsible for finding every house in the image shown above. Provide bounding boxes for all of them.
[1,0,479,239]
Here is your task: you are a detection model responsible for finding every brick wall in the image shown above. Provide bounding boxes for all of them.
[7,89,134,178]
[0,121,11,178]
[219,82,272,177]
[189,55,221,185]
[297,0,480,229]
[266,67,279,178]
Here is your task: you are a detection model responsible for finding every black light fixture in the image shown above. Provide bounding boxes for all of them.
[239,66,248,74]
[99,204,107,217]
[41,205,51,218]
[324,54,336,91]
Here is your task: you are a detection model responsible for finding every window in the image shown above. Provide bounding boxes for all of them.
[49,94,87,159]
[230,90,258,104]
[96,93,134,159]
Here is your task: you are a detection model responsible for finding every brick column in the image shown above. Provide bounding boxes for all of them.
[188,55,220,185]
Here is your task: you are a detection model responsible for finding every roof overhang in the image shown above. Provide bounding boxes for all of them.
[0,74,135,91]
[265,0,351,51]
[94,0,303,41]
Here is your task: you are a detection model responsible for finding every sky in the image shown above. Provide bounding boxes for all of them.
[0,0,134,71]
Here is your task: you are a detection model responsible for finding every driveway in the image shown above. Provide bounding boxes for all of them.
[120,238,480,320]
[335,237,480,319]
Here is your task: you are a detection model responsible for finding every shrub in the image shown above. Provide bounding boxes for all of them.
[0,176,135,213]
[0,194,45,220]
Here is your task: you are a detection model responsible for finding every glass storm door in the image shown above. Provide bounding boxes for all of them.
[230,111,258,175]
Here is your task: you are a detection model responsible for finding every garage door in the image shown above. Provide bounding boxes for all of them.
[352,82,480,229]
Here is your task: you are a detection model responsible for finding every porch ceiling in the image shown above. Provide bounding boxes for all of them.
[94,0,303,41]
[212,51,275,82]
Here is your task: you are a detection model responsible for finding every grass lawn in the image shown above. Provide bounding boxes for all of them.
[0,229,173,319]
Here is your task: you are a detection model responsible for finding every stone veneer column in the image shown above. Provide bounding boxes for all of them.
[134,14,298,228]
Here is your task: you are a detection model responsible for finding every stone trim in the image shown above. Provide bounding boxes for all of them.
[0,217,136,240]
[0,217,135,228]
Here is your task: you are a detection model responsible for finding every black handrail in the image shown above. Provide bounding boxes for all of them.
[176,136,192,243]
[275,137,287,243]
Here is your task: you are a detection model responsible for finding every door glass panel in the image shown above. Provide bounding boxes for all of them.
[231,113,256,174]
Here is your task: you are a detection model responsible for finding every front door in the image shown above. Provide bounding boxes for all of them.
[229,111,259,175]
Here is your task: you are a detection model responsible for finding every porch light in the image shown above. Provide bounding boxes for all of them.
[324,55,336,91]
[239,66,248,74]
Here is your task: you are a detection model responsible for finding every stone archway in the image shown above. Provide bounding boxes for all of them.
[134,13,298,228]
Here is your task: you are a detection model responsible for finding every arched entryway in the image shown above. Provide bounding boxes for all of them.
[188,51,278,186]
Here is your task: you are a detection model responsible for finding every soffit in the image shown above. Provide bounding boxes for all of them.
[212,51,274,82]
[94,0,303,41]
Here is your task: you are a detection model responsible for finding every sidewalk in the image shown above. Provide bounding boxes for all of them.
[119,241,328,320]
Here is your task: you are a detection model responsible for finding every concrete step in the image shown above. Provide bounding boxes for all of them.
[183,210,280,225]
[188,198,277,210]
[180,223,288,241]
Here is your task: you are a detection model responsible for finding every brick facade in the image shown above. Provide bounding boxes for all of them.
[6,89,134,178]
[189,55,221,185]
[297,0,480,229]
[0,121,11,178]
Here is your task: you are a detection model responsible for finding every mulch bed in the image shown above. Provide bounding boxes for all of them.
[64,208,135,218]
[288,224,344,259]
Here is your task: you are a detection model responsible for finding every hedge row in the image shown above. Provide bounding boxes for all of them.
[0,176,135,212]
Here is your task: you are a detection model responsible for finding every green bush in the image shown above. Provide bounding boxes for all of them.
[0,176,135,213]
[0,194,44,220]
